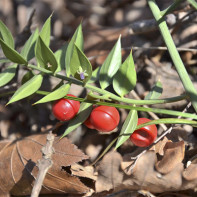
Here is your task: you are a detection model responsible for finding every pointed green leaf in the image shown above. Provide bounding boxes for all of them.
[21,71,34,85]
[115,109,138,149]
[34,83,70,104]
[88,66,101,83]
[0,64,17,87]
[0,39,27,64]
[99,36,121,89]
[21,28,39,61]
[40,15,51,46]
[55,43,68,73]
[113,52,136,97]
[70,44,92,83]
[188,0,197,9]
[0,58,11,64]
[35,36,58,73]
[7,74,43,104]
[61,103,92,138]
[145,80,163,100]
[0,20,14,48]
[65,24,83,76]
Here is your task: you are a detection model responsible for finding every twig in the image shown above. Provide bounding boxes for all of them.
[31,131,55,197]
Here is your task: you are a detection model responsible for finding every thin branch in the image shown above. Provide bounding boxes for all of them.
[31,132,55,197]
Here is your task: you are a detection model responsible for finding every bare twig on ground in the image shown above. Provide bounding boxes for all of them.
[31,131,55,197]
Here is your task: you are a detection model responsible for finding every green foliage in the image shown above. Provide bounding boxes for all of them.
[21,71,34,85]
[34,83,70,104]
[88,66,100,83]
[61,103,93,138]
[0,64,17,87]
[0,20,14,48]
[0,39,27,64]
[99,36,122,89]
[115,108,138,149]
[39,15,51,46]
[35,36,58,73]
[7,74,43,105]
[187,0,197,9]
[66,24,83,77]
[70,44,92,83]
[113,52,136,97]
[55,43,68,73]
[21,29,39,61]
[145,80,163,100]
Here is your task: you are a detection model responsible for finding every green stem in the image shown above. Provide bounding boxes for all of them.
[35,91,197,119]
[148,0,197,113]
[136,118,197,130]
[27,64,188,105]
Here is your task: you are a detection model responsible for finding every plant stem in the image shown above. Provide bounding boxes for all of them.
[147,0,197,113]
[35,91,197,119]
[27,64,187,105]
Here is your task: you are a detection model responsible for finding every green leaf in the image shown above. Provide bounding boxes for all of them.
[7,74,43,104]
[35,36,58,73]
[0,20,14,48]
[40,15,51,46]
[88,66,101,83]
[65,23,83,76]
[55,43,68,73]
[99,36,122,89]
[115,109,138,149]
[0,58,11,64]
[21,28,39,61]
[21,71,34,85]
[187,0,197,9]
[34,83,70,104]
[0,64,17,87]
[61,102,93,138]
[113,52,136,97]
[0,39,27,64]
[145,80,163,100]
[70,44,92,83]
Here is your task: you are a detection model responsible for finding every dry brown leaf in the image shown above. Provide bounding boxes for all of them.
[0,134,90,195]
[155,141,185,174]
[123,151,184,193]
[95,151,123,193]
[70,163,97,181]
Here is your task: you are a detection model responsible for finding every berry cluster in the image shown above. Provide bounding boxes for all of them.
[52,95,157,147]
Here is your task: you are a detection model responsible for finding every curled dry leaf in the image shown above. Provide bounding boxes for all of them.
[0,134,91,196]
[155,141,185,174]
[95,151,123,193]
[123,151,184,193]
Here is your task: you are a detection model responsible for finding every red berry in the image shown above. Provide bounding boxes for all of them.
[84,116,95,129]
[52,94,80,121]
[130,118,157,147]
[89,106,120,132]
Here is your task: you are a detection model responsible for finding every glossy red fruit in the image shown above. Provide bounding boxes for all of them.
[89,106,120,132]
[52,94,80,121]
[130,118,157,147]
[84,116,95,129]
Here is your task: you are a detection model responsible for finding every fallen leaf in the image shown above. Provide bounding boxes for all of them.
[95,151,123,193]
[155,141,185,174]
[0,134,90,195]
[123,151,184,193]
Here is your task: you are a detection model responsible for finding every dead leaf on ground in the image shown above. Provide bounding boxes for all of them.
[0,134,91,196]
[123,151,184,193]
[95,151,123,193]
[155,141,185,174]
